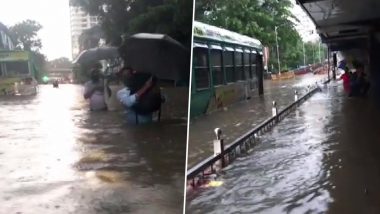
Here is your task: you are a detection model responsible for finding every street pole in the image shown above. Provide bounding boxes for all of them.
[275,26,281,73]
[318,41,321,63]
[313,43,315,64]
[303,42,306,66]
[327,47,330,81]
[333,52,337,80]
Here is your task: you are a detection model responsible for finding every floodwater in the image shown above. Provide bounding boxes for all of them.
[0,84,187,214]
[187,82,380,213]
[188,74,327,167]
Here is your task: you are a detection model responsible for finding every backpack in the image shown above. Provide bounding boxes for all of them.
[128,73,162,115]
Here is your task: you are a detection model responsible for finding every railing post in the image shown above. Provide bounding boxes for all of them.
[213,128,225,168]
[294,90,298,101]
[272,101,278,117]
[272,101,278,122]
[314,83,324,91]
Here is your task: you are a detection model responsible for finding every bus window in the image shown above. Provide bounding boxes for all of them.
[251,52,257,80]
[244,51,250,78]
[5,61,29,76]
[234,50,244,81]
[210,49,223,86]
[224,50,234,83]
[193,47,209,90]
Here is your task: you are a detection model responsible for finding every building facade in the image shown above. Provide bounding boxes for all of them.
[0,22,15,51]
[69,6,99,59]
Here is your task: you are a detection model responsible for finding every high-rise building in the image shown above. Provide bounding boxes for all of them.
[69,6,99,59]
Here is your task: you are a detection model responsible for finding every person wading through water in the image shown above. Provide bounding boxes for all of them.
[83,64,107,111]
[117,67,163,124]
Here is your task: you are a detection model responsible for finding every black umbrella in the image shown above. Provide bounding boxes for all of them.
[73,46,119,64]
[119,33,190,82]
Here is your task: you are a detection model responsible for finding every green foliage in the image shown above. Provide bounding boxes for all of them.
[47,57,73,69]
[9,20,42,52]
[196,0,296,44]
[9,20,47,81]
[31,51,47,82]
[303,41,327,65]
[70,0,193,48]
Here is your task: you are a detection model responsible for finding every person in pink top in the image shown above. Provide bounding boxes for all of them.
[340,67,351,94]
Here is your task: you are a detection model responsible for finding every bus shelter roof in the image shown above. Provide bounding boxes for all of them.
[193,21,262,49]
[296,0,380,50]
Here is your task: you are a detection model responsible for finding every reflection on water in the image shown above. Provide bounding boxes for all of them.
[188,74,327,167]
[0,84,186,214]
[187,83,372,213]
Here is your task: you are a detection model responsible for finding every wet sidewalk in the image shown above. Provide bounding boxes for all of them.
[188,74,328,167]
[187,81,380,214]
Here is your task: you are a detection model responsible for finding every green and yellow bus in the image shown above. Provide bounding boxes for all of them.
[0,50,39,96]
[190,21,264,118]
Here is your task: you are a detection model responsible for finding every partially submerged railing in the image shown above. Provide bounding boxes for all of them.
[187,78,330,190]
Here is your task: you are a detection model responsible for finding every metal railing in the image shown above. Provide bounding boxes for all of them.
[187,78,330,190]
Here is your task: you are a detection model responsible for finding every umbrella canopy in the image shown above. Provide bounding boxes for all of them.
[73,46,119,65]
[338,60,346,70]
[119,33,190,82]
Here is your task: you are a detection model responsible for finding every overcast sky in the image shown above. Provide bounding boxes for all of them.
[0,0,72,61]
[291,2,319,42]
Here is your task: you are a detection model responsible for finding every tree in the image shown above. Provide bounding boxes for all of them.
[70,0,193,48]
[9,20,47,82]
[9,20,42,52]
[303,41,327,65]
[47,57,73,69]
[31,52,47,81]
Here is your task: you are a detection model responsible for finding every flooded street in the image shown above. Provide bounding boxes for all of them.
[188,74,327,167]
[187,82,380,213]
[0,84,187,214]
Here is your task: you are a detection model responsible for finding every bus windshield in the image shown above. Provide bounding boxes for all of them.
[4,61,29,76]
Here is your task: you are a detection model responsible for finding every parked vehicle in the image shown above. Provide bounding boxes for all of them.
[0,51,39,96]
[191,21,264,117]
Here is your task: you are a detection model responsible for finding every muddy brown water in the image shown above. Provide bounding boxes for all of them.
[0,84,187,214]
[188,74,328,168]
[186,81,380,213]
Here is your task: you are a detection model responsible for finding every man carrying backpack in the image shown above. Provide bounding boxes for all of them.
[116,67,162,124]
